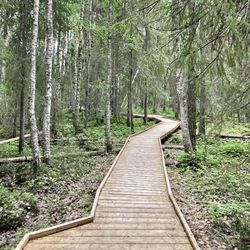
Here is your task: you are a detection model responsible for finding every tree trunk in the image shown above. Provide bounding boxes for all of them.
[28,0,41,170]
[18,0,28,154]
[105,0,113,152]
[198,81,206,134]
[42,0,53,164]
[74,1,86,134]
[143,24,149,124]
[72,44,78,134]
[174,29,193,153]
[84,0,93,129]
[144,83,148,125]
[163,80,167,112]
[127,49,133,130]
[187,73,197,149]
[112,37,119,122]
[176,69,193,152]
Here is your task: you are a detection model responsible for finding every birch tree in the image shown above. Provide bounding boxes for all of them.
[28,0,41,169]
[42,0,53,164]
[175,37,193,153]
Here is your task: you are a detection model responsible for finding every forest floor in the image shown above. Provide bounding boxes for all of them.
[165,126,250,250]
[0,117,154,250]
[0,117,249,250]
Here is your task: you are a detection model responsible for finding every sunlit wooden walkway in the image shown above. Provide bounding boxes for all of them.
[17,116,200,250]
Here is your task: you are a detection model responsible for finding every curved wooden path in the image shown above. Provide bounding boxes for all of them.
[16,116,200,250]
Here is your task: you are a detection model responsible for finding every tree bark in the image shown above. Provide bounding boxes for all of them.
[84,0,93,129]
[198,81,206,134]
[187,72,197,149]
[42,0,53,164]
[28,0,41,170]
[176,68,193,153]
[18,0,28,154]
[143,24,149,124]
[73,0,86,134]
[105,0,113,152]
[127,49,134,130]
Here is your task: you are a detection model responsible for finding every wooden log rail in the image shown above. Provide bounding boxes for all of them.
[16,115,200,250]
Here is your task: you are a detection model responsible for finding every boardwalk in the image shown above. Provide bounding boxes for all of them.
[17,116,200,250]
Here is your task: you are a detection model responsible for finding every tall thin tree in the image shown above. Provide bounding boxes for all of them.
[43,0,53,164]
[28,0,41,170]
[84,0,93,128]
[18,0,28,154]
[175,37,193,153]
[143,24,149,124]
[73,0,85,134]
[105,0,113,152]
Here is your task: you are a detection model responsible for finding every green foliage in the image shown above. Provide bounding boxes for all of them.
[0,141,31,158]
[168,133,182,144]
[208,201,250,249]
[223,123,250,135]
[177,150,219,170]
[217,141,249,157]
[173,137,249,248]
[0,184,37,230]
[165,108,176,118]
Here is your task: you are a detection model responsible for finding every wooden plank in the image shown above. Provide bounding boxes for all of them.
[97,200,170,205]
[76,223,185,230]
[47,229,187,237]
[97,203,171,209]
[99,195,168,202]
[94,207,175,214]
[25,243,193,250]
[100,191,167,197]
[31,236,190,244]
[95,212,177,219]
[93,217,180,224]
[158,137,201,250]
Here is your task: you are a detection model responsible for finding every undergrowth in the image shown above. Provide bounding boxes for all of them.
[0,117,154,249]
[174,137,250,249]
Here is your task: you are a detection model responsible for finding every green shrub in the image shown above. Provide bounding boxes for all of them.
[0,184,38,230]
[168,133,182,144]
[208,201,250,249]
[217,142,249,157]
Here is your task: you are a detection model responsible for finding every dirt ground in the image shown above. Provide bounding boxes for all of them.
[0,154,115,249]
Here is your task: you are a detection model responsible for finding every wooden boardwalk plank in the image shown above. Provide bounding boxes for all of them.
[25,243,193,250]
[18,116,200,250]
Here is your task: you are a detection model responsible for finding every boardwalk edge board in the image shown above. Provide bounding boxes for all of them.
[159,125,201,250]
[16,116,200,250]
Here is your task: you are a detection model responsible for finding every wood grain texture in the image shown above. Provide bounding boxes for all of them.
[16,116,200,250]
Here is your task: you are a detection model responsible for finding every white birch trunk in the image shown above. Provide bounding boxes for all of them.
[28,0,41,169]
[176,68,193,152]
[42,0,53,163]
[105,0,113,152]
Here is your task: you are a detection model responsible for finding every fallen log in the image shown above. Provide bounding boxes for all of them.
[0,132,42,145]
[51,137,101,142]
[0,148,122,165]
[0,134,32,145]
[0,156,33,164]
[162,144,184,150]
[219,134,250,140]
[0,151,103,164]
